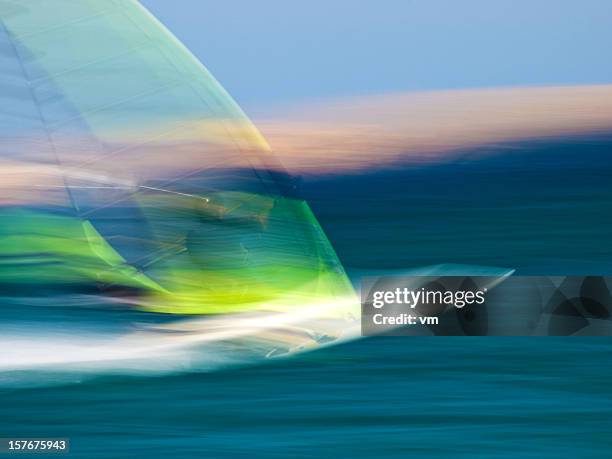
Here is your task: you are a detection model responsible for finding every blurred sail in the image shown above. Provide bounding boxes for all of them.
[0,0,356,319]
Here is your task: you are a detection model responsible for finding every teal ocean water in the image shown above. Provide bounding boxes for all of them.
[3,337,612,458]
[1,135,612,457]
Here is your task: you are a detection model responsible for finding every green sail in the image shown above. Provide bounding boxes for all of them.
[0,0,356,316]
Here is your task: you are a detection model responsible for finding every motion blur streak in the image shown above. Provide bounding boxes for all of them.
[257,85,612,174]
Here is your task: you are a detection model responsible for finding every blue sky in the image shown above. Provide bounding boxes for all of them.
[142,0,612,111]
